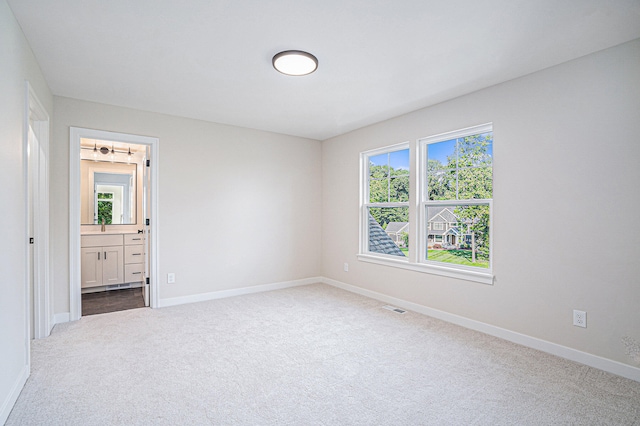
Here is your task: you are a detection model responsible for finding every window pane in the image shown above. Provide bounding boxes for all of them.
[389,175,409,202]
[369,179,389,203]
[368,207,409,257]
[427,170,456,201]
[425,204,489,268]
[457,133,492,168]
[389,149,410,176]
[97,200,113,225]
[426,132,492,201]
[369,153,389,179]
[427,139,456,171]
[369,148,410,202]
[457,166,492,199]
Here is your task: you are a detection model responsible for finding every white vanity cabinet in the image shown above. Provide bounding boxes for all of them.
[124,234,145,283]
[81,234,125,288]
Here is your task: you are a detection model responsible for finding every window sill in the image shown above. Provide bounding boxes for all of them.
[357,253,494,285]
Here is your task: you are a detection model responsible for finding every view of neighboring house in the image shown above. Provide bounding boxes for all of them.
[374,209,472,252]
[427,206,470,248]
[384,222,408,246]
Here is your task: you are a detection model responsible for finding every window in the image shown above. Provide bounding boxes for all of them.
[359,124,493,284]
[360,143,410,258]
[420,123,493,274]
[96,192,114,224]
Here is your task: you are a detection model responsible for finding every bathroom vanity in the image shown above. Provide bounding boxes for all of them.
[81,232,145,291]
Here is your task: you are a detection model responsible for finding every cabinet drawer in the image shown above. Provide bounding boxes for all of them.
[124,234,145,245]
[125,263,145,283]
[81,234,123,247]
[125,244,145,264]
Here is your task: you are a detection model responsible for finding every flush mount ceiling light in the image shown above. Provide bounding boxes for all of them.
[272,50,318,76]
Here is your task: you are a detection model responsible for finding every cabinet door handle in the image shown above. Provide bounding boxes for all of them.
[132,272,141,275]
[104,251,107,260]
[98,252,100,260]
[132,253,141,256]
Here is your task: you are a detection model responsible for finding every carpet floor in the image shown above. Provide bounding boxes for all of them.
[7,283,640,425]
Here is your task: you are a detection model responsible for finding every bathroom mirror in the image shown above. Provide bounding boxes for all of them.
[81,160,137,225]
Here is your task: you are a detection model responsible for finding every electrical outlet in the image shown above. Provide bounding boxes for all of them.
[344,263,349,272]
[573,310,587,328]
[167,273,175,284]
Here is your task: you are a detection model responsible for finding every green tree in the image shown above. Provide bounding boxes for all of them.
[97,192,113,225]
[369,163,409,228]
[401,231,409,248]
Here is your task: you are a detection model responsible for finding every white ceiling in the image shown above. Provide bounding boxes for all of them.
[8,0,640,140]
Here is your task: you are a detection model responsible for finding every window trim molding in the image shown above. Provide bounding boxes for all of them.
[357,253,494,285]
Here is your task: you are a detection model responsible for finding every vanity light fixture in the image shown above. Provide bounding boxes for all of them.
[92,142,98,160]
[127,147,133,163]
[110,144,116,162]
[272,50,318,76]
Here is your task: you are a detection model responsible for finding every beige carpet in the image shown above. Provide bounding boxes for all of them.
[7,283,640,425]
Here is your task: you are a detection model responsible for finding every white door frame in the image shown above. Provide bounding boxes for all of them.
[24,82,51,339]
[69,127,159,321]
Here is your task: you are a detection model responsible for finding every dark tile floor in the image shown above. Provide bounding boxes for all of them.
[82,288,146,316]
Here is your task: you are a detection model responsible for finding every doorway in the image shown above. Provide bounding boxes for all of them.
[69,128,159,321]
[25,82,51,339]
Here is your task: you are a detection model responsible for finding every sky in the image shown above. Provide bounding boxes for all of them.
[369,134,493,170]
[428,136,493,164]
[427,139,456,164]
[370,149,410,170]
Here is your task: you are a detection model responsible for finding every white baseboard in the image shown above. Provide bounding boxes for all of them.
[158,277,322,308]
[52,278,322,320]
[54,312,70,324]
[321,277,640,383]
[0,364,29,425]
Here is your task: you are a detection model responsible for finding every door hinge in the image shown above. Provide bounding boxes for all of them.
[29,237,34,244]
[146,159,150,167]
[146,277,150,285]
[146,218,150,226]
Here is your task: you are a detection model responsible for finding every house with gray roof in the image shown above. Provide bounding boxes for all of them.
[385,222,409,247]
[427,206,471,249]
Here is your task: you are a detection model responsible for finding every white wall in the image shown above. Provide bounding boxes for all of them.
[51,97,322,314]
[322,39,640,368]
[0,0,53,422]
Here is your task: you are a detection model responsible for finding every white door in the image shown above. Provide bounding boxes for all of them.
[142,146,151,307]
[26,84,51,338]
[27,125,36,339]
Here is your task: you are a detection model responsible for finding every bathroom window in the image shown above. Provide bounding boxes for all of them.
[96,192,114,224]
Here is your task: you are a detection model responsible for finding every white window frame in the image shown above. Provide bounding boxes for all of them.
[418,123,493,284]
[357,125,494,285]
[359,142,410,261]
